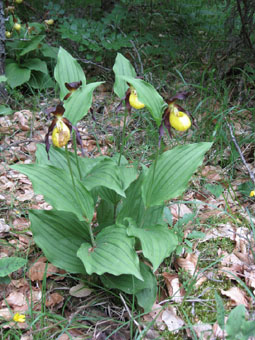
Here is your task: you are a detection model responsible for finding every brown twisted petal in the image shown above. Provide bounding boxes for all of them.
[65,81,82,91]
[63,81,82,100]
[166,91,191,103]
[45,104,65,117]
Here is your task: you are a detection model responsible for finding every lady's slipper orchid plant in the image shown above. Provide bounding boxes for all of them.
[159,92,195,145]
[45,104,83,158]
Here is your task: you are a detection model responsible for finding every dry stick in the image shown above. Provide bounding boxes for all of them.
[0,139,44,151]
[115,24,144,76]
[226,119,255,184]
[119,293,142,334]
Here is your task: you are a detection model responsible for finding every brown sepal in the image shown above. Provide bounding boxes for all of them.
[65,81,82,91]
[45,104,65,118]
[167,91,191,104]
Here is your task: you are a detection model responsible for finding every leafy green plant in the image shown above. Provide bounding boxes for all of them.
[4,3,57,90]
[10,48,211,312]
[0,257,26,284]
[216,292,255,340]
[170,212,205,255]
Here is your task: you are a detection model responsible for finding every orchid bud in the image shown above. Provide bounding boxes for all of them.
[14,23,21,31]
[45,19,54,25]
[5,31,11,38]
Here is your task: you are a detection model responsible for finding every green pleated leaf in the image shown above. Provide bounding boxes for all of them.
[0,257,26,277]
[117,172,164,227]
[119,165,138,191]
[119,76,166,126]
[40,43,58,59]
[96,187,122,205]
[64,81,104,125]
[142,142,212,207]
[6,63,31,88]
[54,47,86,100]
[0,105,13,116]
[23,58,48,74]
[226,305,255,340]
[127,220,178,272]
[96,199,115,230]
[101,262,157,312]
[82,159,126,197]
[77,225,143,280]
[0,75,7,82]
[35,143,105,179]
[29,210,89,273]
[29,71,55,90]
[113,53,136,98]
[19,35,45,56]
[11,164,94,222]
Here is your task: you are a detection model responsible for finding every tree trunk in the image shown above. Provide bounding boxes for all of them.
[0,0,7,102]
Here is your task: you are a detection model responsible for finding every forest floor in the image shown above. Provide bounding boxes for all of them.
[1,89,255,340]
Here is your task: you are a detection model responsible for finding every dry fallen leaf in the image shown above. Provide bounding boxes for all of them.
[142,303,165,331]
[28,261,58,281]
[45,293,64,308]
[170,203,192,220]
[69,283,93,298]
[20,335,33,340]
[57,335,70,340]
[220,251,243,267]
[162,273,183,303]
[162,306,185,333]
[201,223,236,242]
[12,218,30,231]
[192,321,214,340]
[16,190,34,202]
[0,218,10,233]
[0,308,12,320]
[176,253,198,276]
[14,110,31,131]
[221,287,250,308]
[201,165,223,181]
[244,265,255,293]
[212,321,227,339]
[3,291,28,311]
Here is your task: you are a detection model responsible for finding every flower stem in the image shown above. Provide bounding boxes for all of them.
[65,145,78,196]
[72,130,82,180]
[65,145,96,247]
[118,108,128,166]
[147,146,160,206]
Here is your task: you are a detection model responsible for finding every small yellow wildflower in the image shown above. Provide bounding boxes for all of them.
[250,190,255,197]
[13,313,26,323]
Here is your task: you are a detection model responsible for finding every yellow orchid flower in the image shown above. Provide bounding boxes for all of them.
[159,92,195,146]
[45,103,84,159]
[250,190,255,197]
[129,88,145,109]
[52,117,71,148]
[169,104,191,131]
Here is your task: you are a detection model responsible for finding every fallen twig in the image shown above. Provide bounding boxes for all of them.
[225,119,255,184]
